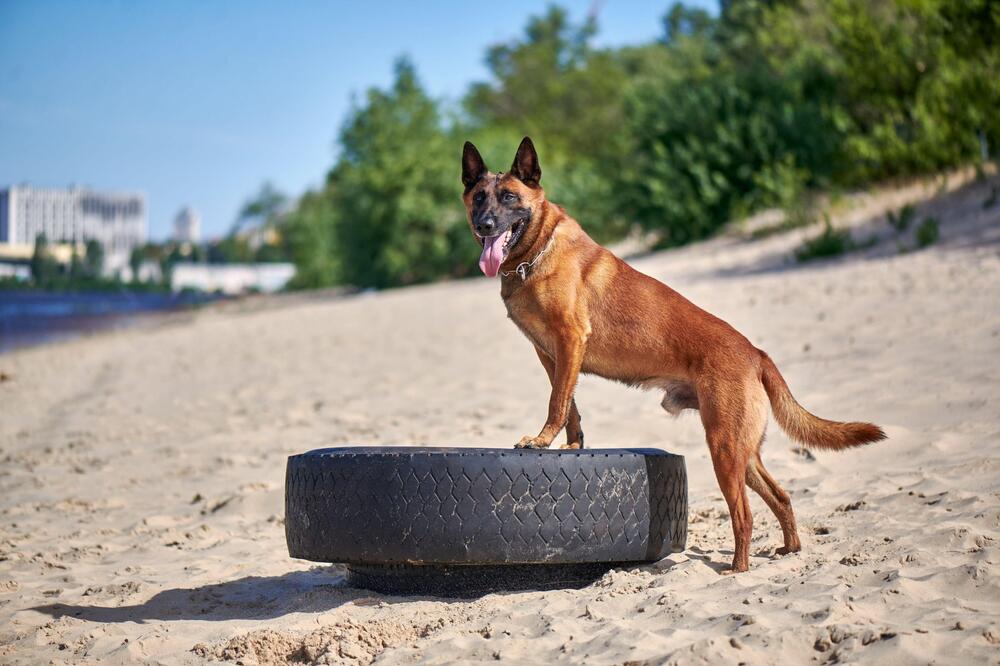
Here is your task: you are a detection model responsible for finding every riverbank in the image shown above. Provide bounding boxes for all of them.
[0,290,218,353]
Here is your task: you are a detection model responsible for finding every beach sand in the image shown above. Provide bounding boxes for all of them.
[1,171,999,664]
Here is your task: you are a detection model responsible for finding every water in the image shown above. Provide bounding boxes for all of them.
[0,291,217,353]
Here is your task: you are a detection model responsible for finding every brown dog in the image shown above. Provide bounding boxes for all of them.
[461,137,885,573]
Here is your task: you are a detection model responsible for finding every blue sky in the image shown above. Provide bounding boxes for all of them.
[0,1,715,240]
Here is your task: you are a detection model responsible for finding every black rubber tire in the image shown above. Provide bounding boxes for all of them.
[285,447,687,567]
[345,563,630,597]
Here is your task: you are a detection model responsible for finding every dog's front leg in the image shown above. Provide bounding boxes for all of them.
[516,332,586,450]
[531,345,584,449]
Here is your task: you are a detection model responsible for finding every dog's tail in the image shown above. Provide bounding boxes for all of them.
[759,351,885,451]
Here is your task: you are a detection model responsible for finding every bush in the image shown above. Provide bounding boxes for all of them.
[795,218,854,262]
[623,53,838,245]
[887,204,916,232]
[916,216,940,248]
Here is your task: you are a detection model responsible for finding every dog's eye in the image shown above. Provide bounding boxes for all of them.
[473,191,486,204]
[502,192,517,203]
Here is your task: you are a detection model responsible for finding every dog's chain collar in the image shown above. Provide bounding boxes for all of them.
[501,236,555,281]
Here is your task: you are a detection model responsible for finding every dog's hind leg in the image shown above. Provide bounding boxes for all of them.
[699,378,767,573]
[746,446,801,556]
[532,346,584,449]
[564,407,584,449]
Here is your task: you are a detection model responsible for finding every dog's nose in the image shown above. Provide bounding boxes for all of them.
[475,217,496,236]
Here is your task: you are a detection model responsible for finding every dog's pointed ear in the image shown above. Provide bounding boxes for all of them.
[462,141,486,191]
[510,136,541,187]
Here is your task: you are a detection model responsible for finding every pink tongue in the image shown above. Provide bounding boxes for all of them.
[479,230,510,277]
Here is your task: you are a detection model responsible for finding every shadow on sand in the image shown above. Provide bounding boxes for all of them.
[32,559,692,623]
[32,566,416,623]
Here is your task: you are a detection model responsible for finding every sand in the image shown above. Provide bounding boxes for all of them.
[1,170,999,664]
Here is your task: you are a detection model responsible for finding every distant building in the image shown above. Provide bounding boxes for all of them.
[0,185,147,275]
[173,207,201,244]
[171,263,295,294]
[134,259,163,284]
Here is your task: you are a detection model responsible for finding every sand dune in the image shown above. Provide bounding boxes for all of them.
[1,171,999,664]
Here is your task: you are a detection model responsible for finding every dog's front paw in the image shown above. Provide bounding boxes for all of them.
[515,435,552,449]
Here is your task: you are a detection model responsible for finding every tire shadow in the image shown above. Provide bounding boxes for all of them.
[31,565,450,623]
[31,559,677,623]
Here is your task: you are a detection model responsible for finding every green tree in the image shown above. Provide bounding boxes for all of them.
[721,0,1000,182]
[233,182,288,234]
[828,0,999,180]
[207,236,253,264]
[129,247,143,282]
[230,183,291,262]
[466,7,606,157]
[84,239,104,278]
[333,58,471,287]
[273,0,998,289]
[619,0,999,242]
[462,6,634,239]
[29,233,59,285]
[189,243,206,263]
[69,245,84,279]
[284,186,340,289]
[662,2,714,44]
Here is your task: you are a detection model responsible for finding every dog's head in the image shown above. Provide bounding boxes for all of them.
[461,137,545,277]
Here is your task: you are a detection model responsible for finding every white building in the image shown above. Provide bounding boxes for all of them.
[0,185,147,275]
[170,263,295,294]
[173,206,201,244]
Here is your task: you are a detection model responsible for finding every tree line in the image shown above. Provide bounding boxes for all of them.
[261,0,998,289]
